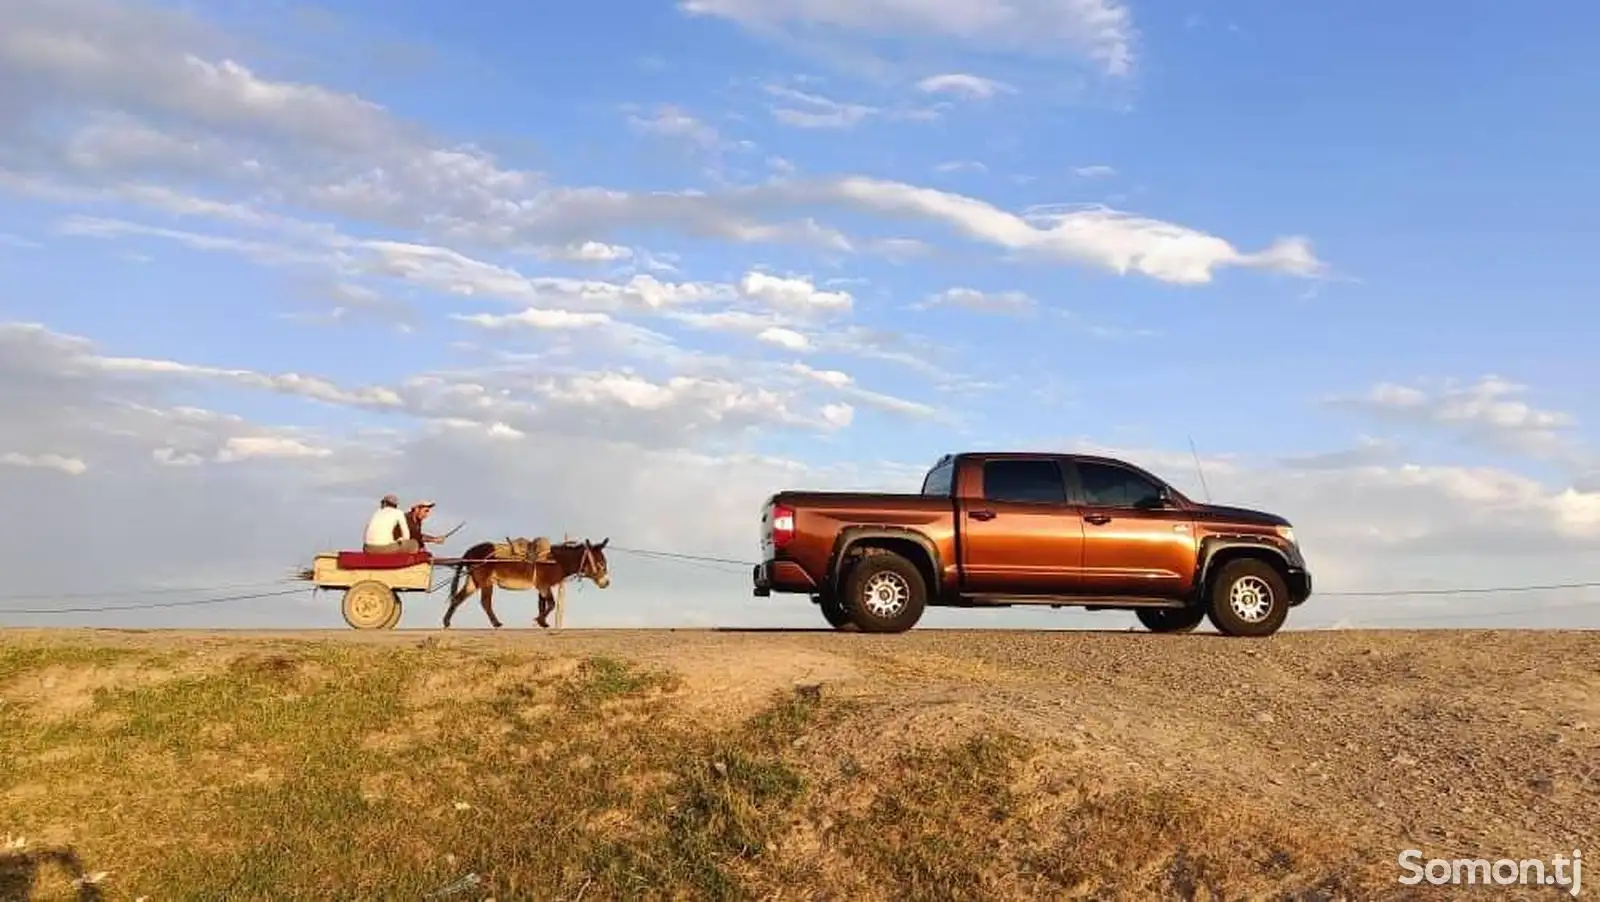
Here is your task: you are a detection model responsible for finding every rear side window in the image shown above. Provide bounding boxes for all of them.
[921,461,954,496]
[981,459,1067,504]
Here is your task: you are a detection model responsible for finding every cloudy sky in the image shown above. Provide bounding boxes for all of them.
[1,0,1596,631]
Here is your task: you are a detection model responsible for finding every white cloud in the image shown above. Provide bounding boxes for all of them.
[536,241,634,263]
[0,452,87,475]
[217,436,331,462]
[453,309,615,330]
[739,271,853,312]
[791,362,853,388]
[1073,164,1116,178]
[934,160,989,175]
[757,326,813,351]
[0,233,43,249]
[915,73,1015,99]
[627,105,722,148]
[683,0,1135,76]
[920,286,1036,313]
[814,178,1326,283]
[1331,376,1588,467]
[764,84,880,129]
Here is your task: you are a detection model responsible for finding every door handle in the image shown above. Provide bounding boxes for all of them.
[969,510,997,521]
[1083,513,1111,525]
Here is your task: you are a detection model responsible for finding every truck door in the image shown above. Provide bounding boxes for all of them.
[957,457,1084,595]
[1067,459,1198,598]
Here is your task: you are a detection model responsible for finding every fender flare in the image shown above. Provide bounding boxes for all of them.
[1195,536,1294,594]
[828,526,944,595]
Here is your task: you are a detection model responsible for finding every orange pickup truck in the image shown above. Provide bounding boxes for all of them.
[752,451,1312,636]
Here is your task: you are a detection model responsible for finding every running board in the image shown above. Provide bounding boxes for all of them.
[954,594,1187,609]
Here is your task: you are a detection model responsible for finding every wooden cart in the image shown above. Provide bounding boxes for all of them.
[303,548,570,630]
[308,550,437,630]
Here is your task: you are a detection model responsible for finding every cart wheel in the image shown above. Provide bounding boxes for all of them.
[380,596,404,630]
[343,580,398,630]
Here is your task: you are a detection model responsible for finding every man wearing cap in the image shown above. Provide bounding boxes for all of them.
[405,500,446,550]
[363,494,428,554]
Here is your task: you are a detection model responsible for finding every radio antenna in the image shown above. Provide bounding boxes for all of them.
[1188,435,1213,502]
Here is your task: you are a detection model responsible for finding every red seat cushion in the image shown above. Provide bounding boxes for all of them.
[337,550,433,570]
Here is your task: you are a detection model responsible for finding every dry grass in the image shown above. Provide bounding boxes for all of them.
[3,630,1589,900]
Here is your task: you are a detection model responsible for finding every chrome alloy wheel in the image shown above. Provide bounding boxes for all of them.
[860,570,910,619]
[1227,575,1275,623]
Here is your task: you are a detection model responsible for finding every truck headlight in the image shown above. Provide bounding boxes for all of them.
[1275,525,1296,545]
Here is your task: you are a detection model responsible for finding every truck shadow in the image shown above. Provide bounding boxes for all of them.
[0,846,105,901]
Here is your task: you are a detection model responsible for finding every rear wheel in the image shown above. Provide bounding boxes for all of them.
[1206,559,1290,637]
[841,551,927,634]
[817,593,853,630]
[1136,606,1206,634]
[342,580,399,630]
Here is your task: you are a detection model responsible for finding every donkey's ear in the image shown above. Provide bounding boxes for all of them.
[596,537,609,550]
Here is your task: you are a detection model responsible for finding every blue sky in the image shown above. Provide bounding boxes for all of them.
[1,0,1597,630]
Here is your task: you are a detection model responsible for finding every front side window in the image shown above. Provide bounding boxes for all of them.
[1076,461,1164,508]
[981,459,1067,504]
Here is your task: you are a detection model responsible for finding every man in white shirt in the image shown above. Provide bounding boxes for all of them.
[364,494,419,553]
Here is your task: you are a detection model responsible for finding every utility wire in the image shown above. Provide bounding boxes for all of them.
[0,578,302,602]
[1318,581,1600,598]
[609,546,754,568]
[0,586,310,615]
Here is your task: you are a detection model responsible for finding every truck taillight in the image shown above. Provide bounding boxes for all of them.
[770,504,796,548]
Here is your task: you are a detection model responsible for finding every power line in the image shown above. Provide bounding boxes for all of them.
[609,546,754,568]
[1320,581,1600,598]
[0,586,309,615]
[0,578,302,602]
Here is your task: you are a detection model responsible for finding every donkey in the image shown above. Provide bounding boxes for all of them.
[442,537,610,629]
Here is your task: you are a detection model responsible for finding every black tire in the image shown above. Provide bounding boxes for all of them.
[840,551,927,634]
[817,593,854,630]
[1136,606,1205,634]
[1205,559,1290,637]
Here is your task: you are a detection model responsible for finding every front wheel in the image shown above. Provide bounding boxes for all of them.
[1206,559,1290,637]
[1136,606,1206,634]
[841,552,927,634]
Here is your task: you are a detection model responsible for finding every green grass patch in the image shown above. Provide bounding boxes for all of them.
[0,640,1379,901]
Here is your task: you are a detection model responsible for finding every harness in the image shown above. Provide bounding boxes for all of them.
[501,537,604,587]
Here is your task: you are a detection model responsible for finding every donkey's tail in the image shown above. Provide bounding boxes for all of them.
[448,560,466,602]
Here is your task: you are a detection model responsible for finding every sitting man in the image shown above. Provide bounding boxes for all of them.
[405,500,448,549]
[364,494,427,554]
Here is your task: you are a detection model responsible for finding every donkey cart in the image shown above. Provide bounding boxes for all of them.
[303,538,607,630]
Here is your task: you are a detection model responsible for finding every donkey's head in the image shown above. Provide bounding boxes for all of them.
[579,537,610,588]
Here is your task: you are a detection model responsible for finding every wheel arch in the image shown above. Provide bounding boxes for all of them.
[830,527,940,601]
[1197,538,1293,599]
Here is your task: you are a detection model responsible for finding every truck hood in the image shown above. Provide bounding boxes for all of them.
[1188,502,1290,527]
